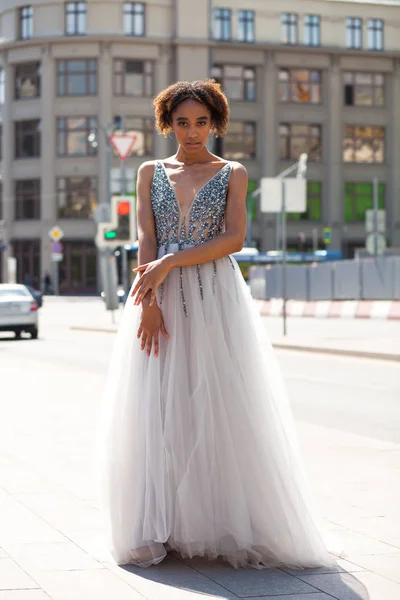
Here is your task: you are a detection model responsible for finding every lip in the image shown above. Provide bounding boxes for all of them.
[185,141,201,148]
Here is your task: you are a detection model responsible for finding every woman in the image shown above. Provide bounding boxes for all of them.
[97,79,336,570]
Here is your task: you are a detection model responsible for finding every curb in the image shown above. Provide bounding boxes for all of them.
[254,299,400,320]
[70,326,399,362]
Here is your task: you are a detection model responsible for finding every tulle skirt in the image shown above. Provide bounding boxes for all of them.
[95,244,336,570]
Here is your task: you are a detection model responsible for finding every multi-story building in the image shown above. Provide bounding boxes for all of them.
[1,0,400,293]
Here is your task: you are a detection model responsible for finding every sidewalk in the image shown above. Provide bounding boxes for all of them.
[54,297,400,362]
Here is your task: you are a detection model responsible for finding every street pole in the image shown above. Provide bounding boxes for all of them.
[281,179,287,336]
[119,117,129,302]
[373,177,378,258]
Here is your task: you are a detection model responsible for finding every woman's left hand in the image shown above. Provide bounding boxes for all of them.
[131,256,173,306]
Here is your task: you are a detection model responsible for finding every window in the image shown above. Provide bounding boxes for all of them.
[238,10,255,42]
[15,120,41,158]
[279,69,321,104]
[346,17,362,49]
[219,121,256,160]
[123,2,145,36]
[214,8,231,41]
[211,65,256,101]
[344,72,384,107]
[368,19,384,50]
[57,117,97,156]
[12,240,41,288]
[344,182,384,222]
[113,60,153,96]
[15,179,40,219]
[304,15,320,46]
[288,182,322,222]
[343,126,384,163]
[15,63,41,99]
[19,6,33,40]
[65,2,87,35]
[280,123,322,161]
[281,13,298,45]
[113,116,154,156]
[0,70,5,105]
[56,177,97,219]
[57,60,97,96]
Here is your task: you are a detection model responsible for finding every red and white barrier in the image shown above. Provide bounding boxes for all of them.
[254,299,400,320]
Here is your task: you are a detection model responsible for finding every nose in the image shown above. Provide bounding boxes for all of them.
[187,126,197,138]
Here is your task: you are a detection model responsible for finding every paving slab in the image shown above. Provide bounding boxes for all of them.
[0,559,40,591]
[0,592,52,600]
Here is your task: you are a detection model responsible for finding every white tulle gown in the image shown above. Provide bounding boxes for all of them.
[96,160,336,570]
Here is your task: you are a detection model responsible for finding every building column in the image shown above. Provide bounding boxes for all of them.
[40,44,56,282]
[154,45,172,159]
[327,55,343,251]
[260,51,277,252]
[98,42,113,207]
[1,59,14,283]
[391,58,400,247]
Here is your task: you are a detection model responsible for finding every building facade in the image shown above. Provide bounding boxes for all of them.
[1,0,400,292]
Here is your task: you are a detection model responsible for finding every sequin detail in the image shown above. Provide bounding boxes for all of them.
[228,256,236,271]
[212,261,217,296]
[196,265,203,300]
[179,267,187,317]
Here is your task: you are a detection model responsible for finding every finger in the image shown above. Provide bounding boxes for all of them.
[133,284,146,303]
[137,325,143,339]
[131,280,141,297]
[141,333,147,351]
[133,263,148,273]
[154,333,159,358]
[136,285,150,305]
[146,334,152,357]
[160,320,169,339]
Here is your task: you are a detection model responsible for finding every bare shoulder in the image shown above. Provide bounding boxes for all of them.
[229,161,248,187]
[137,160,158,181]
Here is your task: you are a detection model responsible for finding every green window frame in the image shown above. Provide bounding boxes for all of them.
[344,182,384,222]
[287,181,322,221]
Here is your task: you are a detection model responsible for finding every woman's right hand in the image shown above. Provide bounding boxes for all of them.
[137,300,169,358]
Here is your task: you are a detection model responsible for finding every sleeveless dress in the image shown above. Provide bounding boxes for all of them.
[96,160,336,570]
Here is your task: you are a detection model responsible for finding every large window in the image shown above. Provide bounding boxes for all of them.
[58,241,97,294]
[15,120,41,158]
[19,6,33,40]
[15,179,40,220]
[344,72,384,107]
[57,117,97,157]
[280,124,322,161]
[343,126,384,163]
[114,60,153,96]
[238,10,255,42]
[279,69,321,104]
[344,182,384,222]
[288,182,322,222]
[57,60,97,96]
[281,13,298,45]
[15,63,41,99]
[211,65,256,101]
[57,177,97,219]
[13,240,41,289]
[214,8,232,41]
[346,17,362,49]
[65,2,87,35]
[123,2,145,36]
[219,121,256,160]
[304,15,320,46]
[113,116,154,156]
[368,19,384,50]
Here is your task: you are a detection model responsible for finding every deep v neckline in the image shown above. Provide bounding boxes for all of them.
[160,161,230,218]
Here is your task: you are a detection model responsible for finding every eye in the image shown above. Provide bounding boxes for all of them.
[198,121,207,126]
[178,122,187,127]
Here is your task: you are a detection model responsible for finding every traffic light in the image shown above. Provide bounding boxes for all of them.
[102,196,136,246]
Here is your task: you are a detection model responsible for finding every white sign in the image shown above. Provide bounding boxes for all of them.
[94,204,111,224]
[51,252,64,262]
[48,226,64,242]
[260,178,306,213]
[365,209,386,233]
[109,134,137,160]
[366,233,386,255]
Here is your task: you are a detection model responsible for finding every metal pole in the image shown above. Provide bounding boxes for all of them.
[281,179,287,336]
[373,176,378,258]
[119,117,129,302]
[53,259,59,296]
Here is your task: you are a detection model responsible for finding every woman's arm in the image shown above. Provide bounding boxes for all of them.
[132,162,248,306]
[136,162,158,306]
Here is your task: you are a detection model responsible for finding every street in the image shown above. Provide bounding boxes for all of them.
[0,299,400,599]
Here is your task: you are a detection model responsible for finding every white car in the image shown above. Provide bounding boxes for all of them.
[0,284,39,339]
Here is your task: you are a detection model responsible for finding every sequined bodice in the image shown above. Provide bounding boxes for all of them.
[151,160,232,250]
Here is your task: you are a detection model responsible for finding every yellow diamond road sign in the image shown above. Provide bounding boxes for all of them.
[48,226,64,242]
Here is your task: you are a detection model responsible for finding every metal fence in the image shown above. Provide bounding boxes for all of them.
[249,256,400,301]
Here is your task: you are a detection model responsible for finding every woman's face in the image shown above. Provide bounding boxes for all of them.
[171,99,212,153]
